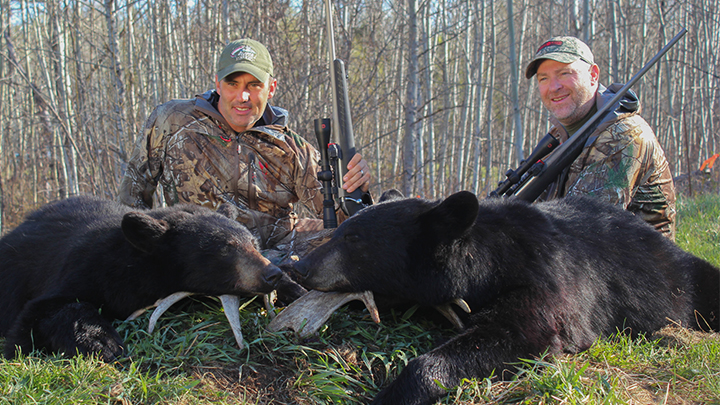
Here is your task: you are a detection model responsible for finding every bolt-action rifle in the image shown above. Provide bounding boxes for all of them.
[314,0,368,228]
[490,28,686,202]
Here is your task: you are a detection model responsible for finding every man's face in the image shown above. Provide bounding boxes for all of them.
[536,58,599,127]
[216,72,277,132]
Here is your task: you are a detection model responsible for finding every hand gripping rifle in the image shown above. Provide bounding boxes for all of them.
[490,28,687,202]
[314,0,367,228]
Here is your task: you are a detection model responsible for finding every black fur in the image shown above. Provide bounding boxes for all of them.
[0,196,289,361]
[294,191,720,405]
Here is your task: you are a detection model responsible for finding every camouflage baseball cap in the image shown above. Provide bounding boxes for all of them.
[217,39,274,83]
[525,36,594,79]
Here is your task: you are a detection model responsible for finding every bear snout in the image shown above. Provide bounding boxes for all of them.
[291,255,353,292]
[262,264,284,288]
[292,259,311,278]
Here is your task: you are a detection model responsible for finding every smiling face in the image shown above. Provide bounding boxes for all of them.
[215,72,277,132]
[536,58,599,127]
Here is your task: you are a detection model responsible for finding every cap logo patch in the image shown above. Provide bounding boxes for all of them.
[231,45,257,62]
[536,40,563,54]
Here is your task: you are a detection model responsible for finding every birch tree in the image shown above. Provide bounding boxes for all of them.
[0,0,717,228]
[403,0,418,196]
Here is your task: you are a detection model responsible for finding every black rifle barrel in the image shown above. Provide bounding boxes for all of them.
[511,28,687,202]
[324,0,364,217]
[489,132,560,197]
[332,59,365,216]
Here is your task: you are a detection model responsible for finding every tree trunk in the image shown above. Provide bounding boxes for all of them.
[471,0,486,195]
[402,0,418,196]
[422,2,436,198]
[483,0,497,195]
[506,0,524,165]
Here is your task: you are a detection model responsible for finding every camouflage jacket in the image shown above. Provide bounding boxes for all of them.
[117,90,340,248]
[542,84,677,240]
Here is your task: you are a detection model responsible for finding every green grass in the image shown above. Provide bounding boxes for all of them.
[0,355,212,404]
[1,194,720,404]
[676,193,720,267]
[442,327,720,404]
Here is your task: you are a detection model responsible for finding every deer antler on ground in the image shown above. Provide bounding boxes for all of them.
[268,290,379,337]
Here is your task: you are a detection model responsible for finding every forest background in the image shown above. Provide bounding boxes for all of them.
[0,0,717,232]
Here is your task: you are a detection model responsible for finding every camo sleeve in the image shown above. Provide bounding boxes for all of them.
[283,130,325,219]
[564,115,656,208]
[117,106,168,209]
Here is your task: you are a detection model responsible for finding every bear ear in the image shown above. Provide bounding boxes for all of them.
[216,203,239,220]
[421,191,479,242]
[121,212,170,253]
[379,188,404,203]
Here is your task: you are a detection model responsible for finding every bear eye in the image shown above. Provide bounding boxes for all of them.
[219,238,242,256]
[219,243,234,257]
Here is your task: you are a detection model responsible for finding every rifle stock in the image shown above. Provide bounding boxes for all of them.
[494,28,686,202]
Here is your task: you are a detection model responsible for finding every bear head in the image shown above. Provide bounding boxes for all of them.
[121,203,283,296]
[293,190,480,306]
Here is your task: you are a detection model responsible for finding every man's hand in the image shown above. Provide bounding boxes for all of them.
[342,153,371,193]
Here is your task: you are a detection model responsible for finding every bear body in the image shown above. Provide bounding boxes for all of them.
[0,196,285,361]
[293,191,720,405]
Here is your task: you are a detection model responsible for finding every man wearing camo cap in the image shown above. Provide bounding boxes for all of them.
[119,39,373,251]
[526,36,676,240]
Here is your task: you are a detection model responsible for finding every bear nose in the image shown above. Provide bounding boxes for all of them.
[292,259,309,278]
[263,265,284,287]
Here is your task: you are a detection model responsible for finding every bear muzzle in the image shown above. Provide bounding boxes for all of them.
[261,264,284,290]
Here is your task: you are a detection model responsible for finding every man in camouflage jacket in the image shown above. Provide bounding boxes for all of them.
[118,39,372,250]
[525,36,676,240]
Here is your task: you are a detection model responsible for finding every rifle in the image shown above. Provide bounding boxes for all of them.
[491,28,687,202]
[314,0,367,228]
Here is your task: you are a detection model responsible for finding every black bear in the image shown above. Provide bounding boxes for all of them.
[0,195,294,361]
[292,191,720,405]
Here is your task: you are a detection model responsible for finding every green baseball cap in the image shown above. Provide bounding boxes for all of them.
[525,36,594,79]
[217,39,274,83]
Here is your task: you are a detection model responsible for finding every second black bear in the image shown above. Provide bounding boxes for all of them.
[293,191,720,405]
[0,196,295,361]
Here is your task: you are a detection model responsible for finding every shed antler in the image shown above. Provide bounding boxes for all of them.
[137,292,256,350]
[268,290,379,337]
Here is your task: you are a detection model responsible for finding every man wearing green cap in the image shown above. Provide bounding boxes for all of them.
[118,39,372,252]
[526,36,676,240]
